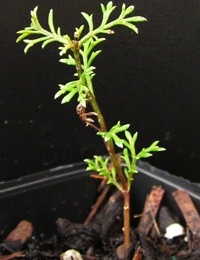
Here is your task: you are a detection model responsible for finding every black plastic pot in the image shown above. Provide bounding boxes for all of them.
[0,160,200,240]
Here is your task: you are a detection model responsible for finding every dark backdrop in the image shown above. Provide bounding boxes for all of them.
[1,0,200,181]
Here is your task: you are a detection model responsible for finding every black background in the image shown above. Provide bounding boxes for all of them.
[0,0,200,181]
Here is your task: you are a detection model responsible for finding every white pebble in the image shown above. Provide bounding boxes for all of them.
[60,249,83,260]
[164,223,185,239]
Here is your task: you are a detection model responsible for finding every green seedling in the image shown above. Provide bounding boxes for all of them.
[17,1,165,251]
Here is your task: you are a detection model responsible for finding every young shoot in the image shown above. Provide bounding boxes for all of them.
[17,1,165,252]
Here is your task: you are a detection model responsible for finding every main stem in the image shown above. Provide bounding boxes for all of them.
[123,191,130,249]
[73,39,131,249]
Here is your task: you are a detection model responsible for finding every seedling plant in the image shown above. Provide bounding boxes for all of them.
[17,1,165,251]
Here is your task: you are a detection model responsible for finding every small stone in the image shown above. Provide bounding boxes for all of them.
[164,223,185,239]
[116,244,126,260]
[60,249,83,260]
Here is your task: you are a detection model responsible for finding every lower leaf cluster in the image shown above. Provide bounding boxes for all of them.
[85,122,165,190]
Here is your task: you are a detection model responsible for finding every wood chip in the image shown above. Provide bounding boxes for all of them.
[0,251,25,259]
[84,185,110,225]
[4,220,33,250]
[137,186,165,235]
[132,246,143,260]
[172,190,200,236]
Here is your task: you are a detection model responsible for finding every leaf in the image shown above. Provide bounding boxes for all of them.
[48,9,56,33]
[57,27,61,35]
[123,131,138,149]
[54,81,78,101]
[97,131,112,141]
[23,35,55,53]
[78,91,87,107]
[61,89,77,104]
[59,81,78,90]
[16,33,29,43]
[123,22,138,34]
[75,25,85,38]
[42,38,56,48]
[54,89,64,99]
[121,148,131,169]
[30,6,42,31]
[111,121,130,134]
[24,42,34,53]
[138,149,152,158]
[147,140,166,152]
[125,16,147,23]
[84,156,110,178]
[112,134,123,148]
[88,50,102,67]
[58,43,71,56]
[124,130,132,142]
[24,36,49,45]
[100,2,116,26]
[100,3,106,13]
[157,147,166,152]
[132,132,138,144]
[81,12,93,32]
[60,55,75,65]
[124,5,134,16]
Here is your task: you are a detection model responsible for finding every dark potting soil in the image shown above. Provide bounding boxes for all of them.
[0,188,200,259]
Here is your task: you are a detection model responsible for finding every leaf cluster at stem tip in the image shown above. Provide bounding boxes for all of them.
[16,1,147,107]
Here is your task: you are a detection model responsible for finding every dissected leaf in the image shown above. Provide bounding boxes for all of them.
[17,3,165,196]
